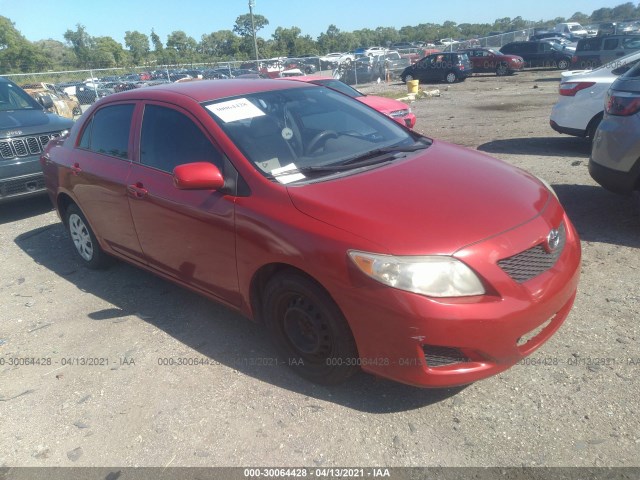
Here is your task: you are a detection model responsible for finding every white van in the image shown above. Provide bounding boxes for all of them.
[554,22,588,38]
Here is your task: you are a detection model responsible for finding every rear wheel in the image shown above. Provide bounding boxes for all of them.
[65,204,112,269]
[445,71,458,83]
[262,272,359,385]
[557,59,570,70]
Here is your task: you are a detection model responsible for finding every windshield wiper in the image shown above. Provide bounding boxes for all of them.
[304,140,431,172]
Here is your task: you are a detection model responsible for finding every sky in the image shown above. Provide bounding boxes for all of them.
[0,0,624,46]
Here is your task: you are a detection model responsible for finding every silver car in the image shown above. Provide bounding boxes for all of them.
[590,62,640,194]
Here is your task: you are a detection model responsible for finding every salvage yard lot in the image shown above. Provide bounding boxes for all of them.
[1,69,639,467]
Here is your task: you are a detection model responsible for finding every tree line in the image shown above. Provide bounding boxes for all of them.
[1,2,639,73]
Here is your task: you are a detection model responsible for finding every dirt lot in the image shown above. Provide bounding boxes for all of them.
[1,69,639,470]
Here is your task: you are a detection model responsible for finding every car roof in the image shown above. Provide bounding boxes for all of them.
[99,79,310,103]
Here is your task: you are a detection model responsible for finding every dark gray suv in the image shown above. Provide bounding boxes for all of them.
[0,76,74,202]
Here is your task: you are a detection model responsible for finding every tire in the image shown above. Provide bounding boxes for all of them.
[65,204,112,269]
[557,59,569,70]
[403,74,413,82]
[445,71,458,83]
[262,272,359,385]
[496,64,509,76]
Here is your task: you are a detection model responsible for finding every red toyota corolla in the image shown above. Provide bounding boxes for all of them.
[41,79,581,388]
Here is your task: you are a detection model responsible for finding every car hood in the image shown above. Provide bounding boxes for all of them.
[356,95,409,114]
[286,141,549,255]
[0,109,73,136]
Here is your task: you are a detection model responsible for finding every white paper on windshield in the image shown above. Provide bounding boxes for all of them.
[272,163,306,184]
[206,98,265,123]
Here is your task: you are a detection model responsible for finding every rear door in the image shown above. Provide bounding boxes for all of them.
[126,101,240,305]
[64,102,144,261]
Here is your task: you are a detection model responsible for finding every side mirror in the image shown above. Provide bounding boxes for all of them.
[40,95,54,109]
[173,162,225,191]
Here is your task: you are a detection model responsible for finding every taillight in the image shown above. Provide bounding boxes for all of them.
[559,82,596,96]
[605,90,640,116]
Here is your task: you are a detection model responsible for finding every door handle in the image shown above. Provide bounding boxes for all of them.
[127,182,148,199]
[70,163,82,175]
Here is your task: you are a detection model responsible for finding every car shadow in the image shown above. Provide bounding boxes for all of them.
[553,184,640,248]
[0,195,54,225]
[15,223,464,413]
[478,136,591,158]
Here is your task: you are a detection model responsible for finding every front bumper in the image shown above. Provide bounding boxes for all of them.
[0,154,47,203]
[334,200,581,388]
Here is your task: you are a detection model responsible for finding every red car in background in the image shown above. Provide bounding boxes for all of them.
[280,75,416,128]
[460,47,525,75]
[41,79,580,388]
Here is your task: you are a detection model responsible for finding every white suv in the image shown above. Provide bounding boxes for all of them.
[550,50,640,140]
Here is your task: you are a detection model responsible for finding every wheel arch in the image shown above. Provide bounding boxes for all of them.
[249,263,334,325]
[586,111,604,140]
[56,192,77,226]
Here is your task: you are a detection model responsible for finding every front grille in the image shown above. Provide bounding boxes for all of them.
[0,174,45,198]
[498,223,566,283]
[0,132,62,160]
[423,345,470,368]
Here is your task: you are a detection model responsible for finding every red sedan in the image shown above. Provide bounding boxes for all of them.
[277,75,416,128]
[460,47,525,76]
[41,79,580,387]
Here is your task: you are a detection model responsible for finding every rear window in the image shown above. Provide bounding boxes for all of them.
[577,38,602,52]
[603,39,620,50]
[621,60,640,79]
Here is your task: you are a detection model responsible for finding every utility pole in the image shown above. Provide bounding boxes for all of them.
[249,0,259,70]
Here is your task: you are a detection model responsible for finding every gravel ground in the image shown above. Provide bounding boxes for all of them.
[1,69,639,469]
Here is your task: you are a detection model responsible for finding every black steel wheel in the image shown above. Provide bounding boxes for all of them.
[263,272,359,385]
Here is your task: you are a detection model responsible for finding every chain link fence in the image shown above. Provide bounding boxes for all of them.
[1,28,537,112]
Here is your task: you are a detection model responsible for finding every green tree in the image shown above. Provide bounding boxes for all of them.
[125,30,150,65]
[166,31,197,64]
[0,16,52,72]
[200,30,241,59]
[63,24,95,67]
[233,13,269,37]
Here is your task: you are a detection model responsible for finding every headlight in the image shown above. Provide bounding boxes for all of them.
[348,251,485,297]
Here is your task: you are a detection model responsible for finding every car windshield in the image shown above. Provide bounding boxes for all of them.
[0,80,41,112]
[569,25,584,32]
[311,79,363,98]
[204,86,428,182]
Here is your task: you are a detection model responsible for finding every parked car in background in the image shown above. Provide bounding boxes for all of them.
[0,76,74,202]
[500,41,572,69]
[571,34,640,69]
[550,50,640,140]
[278,75,416,128]
[342,55,386,84]
[40,79,580,387]
[590,61,640,194]
[459,47,524,75]
[22,83,81,118]
[554,22,589,38]
[319,52,348,69]
[400,52,473,83]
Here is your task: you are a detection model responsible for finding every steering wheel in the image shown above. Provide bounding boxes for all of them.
[306,130,338,155]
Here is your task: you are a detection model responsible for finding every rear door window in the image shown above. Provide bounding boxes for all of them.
[79,104,134,159]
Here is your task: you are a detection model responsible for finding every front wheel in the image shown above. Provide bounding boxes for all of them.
[445,71,458,83]
[403,74,414,82]
[262,272,359,385]
[557,59,569,70]
[496,64,509,76]
[65,204,112,269]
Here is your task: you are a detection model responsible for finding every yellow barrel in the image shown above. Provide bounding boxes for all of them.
[407,79,419,93]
